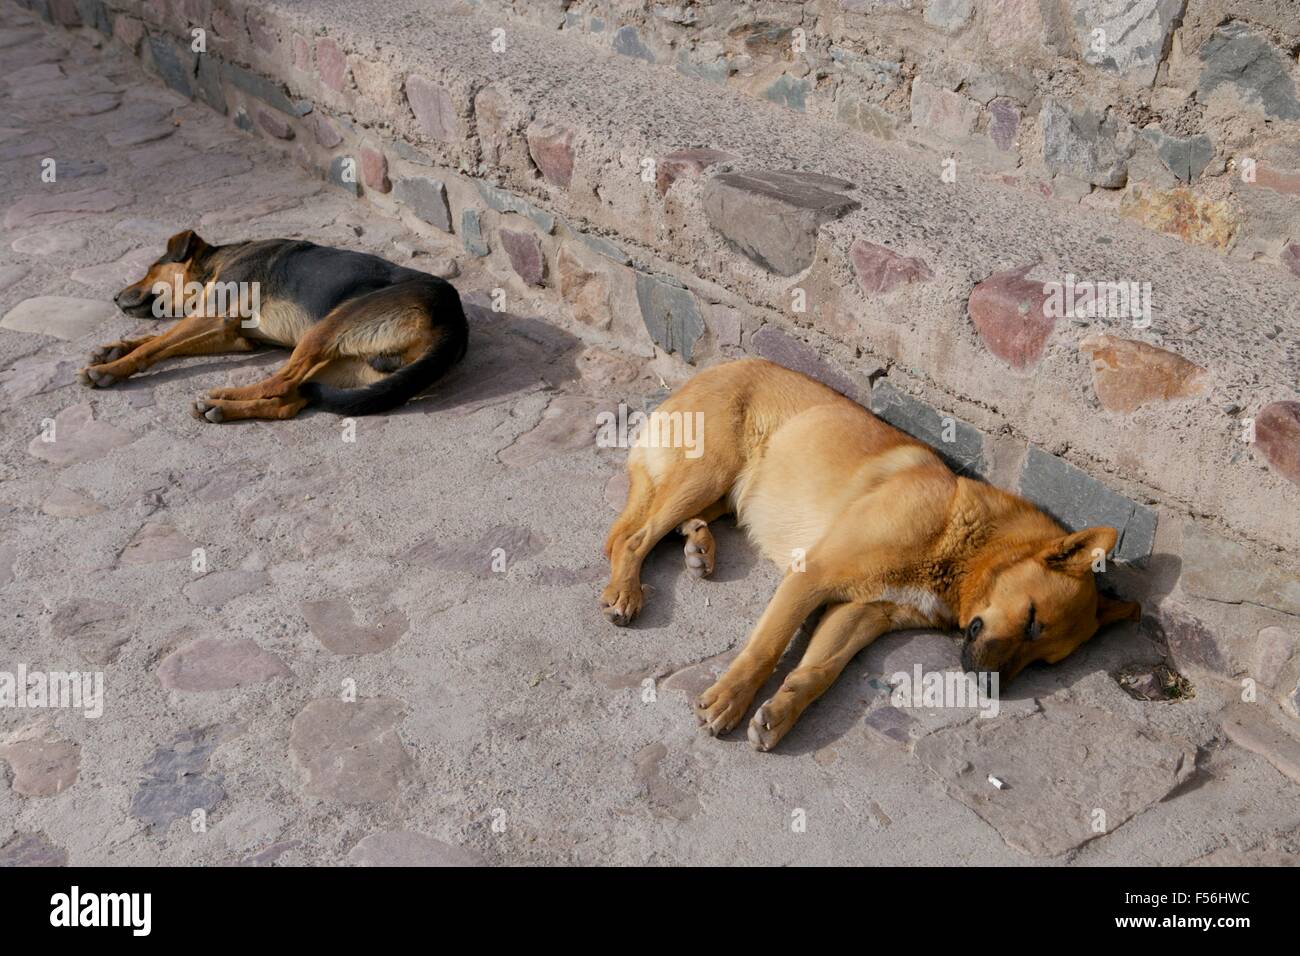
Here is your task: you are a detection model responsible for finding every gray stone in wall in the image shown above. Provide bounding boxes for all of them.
[223,62,309,117]
[328,156,360,195]
[703,169,859,277]
[752,325,861,402]
[473,180,555,234]
[74,0,110,33]
[194,54,226,115]
[763,75,808,111]
[392,140,435,166]
[1181,523,1300,617]
[394,176,452,232]
[1140,128,1212,183]
[578,231,631,265]
[1069,0,1185,86]
[612,26,655,63]
[1198,22,1300,121]
[676,51,730,84]
[148,36,194,98]
[1040,98,1136,188]
[924,0,973,34]
[1017,446,1155,563]
[635,273,704,362]
[870,381,985,476]
[461,209,489,257]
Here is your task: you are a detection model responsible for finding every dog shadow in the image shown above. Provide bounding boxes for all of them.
[367,302,584,418]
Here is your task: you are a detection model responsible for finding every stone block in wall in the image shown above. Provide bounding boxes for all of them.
[500,229,546,286]
[635,273,704,362]
[223,61,309,116]
[473,181,556,233]
[850,240,934,295]
[1078,335,1208,414]
[1198,22,1300,121]
[1181,523,1300,617]
[1119,185,1237,249]
[393,176,451,231]
[461,209,489,258]
[74,0,110,33]
[1255,401,1300,488]
[1068,0,1184,86]
[1017,446,1156,563]
[702,169,859,277]
[527,124,576,189]
[406,74,463,142]
[870,381,985,476]
[751,325,860,402]
[967,264,1055,369]
[1040,98,1136,188]
[655,148,735,196]
[556,244,611,329]
[910,78,980,140]
[147,35,194,98]
[1140,128,1213,183]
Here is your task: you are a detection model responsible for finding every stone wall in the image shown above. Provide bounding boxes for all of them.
[15,0,1300,719]
[476,0,1300,266]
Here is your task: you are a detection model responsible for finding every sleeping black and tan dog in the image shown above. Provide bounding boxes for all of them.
[79,230,468,421]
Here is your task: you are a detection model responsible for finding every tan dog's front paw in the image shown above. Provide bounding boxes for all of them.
[679,518,715,578]
[600,583,643,626]
[78,364,120,388]
[748,692,799,752]
[696,679,756,737]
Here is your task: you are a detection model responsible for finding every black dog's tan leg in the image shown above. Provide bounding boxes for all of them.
[601,461,732,626]
[746,601,905,751]
[679,499,730,579]
[191,395,308,423]
[87,334,160,368]
[80,316,255,387]
[696,570,831,736]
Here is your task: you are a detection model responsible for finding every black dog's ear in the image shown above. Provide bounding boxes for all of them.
[161,229,208,263]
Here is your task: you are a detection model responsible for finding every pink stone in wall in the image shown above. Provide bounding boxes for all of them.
[967,264,1055,369]
[500,229,547,286]
[527,125,575,189]
[655,148,735,196]
[1255,401,1300,487]
[406,74,462,143]
[850,239,934,295]
[292,34,311,71]
[316,36,348,92]
[360,145,390,193]
[1078,334,1208,414]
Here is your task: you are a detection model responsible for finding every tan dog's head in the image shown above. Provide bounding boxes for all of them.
[114,229,210,318]
[959,526,1140,683]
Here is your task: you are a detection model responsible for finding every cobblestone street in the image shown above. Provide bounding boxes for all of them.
[1,3,1298,866]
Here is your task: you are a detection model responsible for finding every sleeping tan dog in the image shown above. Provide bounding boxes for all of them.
[601,359,1140,751]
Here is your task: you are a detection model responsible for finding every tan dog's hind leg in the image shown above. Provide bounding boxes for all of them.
[678,499,729,578]
[747,601,909,751]
[601,462,731,626]
[696,570,829,736]
[80,316,255,387]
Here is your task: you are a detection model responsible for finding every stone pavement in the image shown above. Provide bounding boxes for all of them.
[0,6,1298,866]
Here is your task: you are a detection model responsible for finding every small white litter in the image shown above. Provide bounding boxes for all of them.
[987,774,1006,790]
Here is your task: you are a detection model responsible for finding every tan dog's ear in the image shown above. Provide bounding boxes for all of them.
[162,229,208,264]
[1039,526,1118,576]
[1097,593,1141,627]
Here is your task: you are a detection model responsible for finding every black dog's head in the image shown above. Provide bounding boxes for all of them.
[114,229,211,318]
